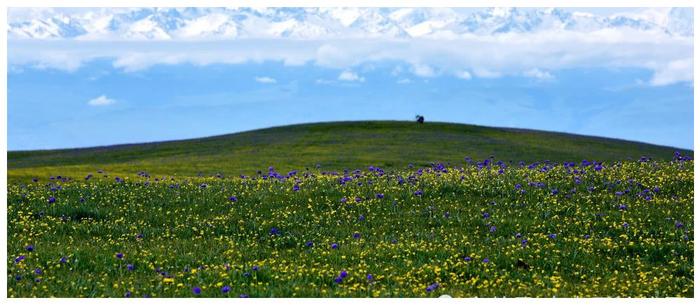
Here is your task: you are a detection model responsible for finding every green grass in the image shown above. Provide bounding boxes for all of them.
[7,157,694,297]
[7,121,691,182]
[6,121,694,297]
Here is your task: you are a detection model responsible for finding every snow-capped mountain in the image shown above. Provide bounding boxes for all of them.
[7,7,694,40]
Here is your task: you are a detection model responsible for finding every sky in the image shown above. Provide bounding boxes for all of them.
[6,7,695,150]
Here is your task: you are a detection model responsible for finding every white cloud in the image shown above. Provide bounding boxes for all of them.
[255,76,277,84]
[411,63,436,78]
[523,68,553,80]
[455,70,472,80]
[87,95,115,106]
[338,70,364,82]
[8,27,693,86]
[649,58,693,86]
[397,78,412,84]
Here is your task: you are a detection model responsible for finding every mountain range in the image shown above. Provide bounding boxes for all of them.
[8,7,694,40]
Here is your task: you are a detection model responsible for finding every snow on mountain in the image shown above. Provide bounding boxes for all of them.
[7,7,694,40]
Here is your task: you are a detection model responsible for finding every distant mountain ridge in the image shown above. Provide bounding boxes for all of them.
[8,7,694,40]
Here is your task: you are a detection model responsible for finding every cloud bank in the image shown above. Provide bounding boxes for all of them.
[6,7,694,86]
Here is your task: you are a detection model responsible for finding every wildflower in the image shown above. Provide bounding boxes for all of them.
[48,197,56,204]
[59,256,67,264]
[252,265,259,271]
[464,256,472,262]
[340,197,347,203]
[292,184,300,192]
[239,294,249,298]
[229,196,238,202]
[192,286,202,295]
[548,233,557,239]
[353,232,361,239]
[482,258,490,263]
[25,245,34,252]
[340,270,348,278]
[414,190,423,196]
[482,212,490,219]
[34,268,43,275]
[305,241,314,247]
[367,274,373,281]
[426,283,440,292]
[331,243,338,249]
[675,221,684,229]
[269,227,280,236]
[489,226,497,233]
[376,193,384,199]
[116,252,124,259]
[14,255,26,263]
[221,286,231,293]
[127,264,134,271]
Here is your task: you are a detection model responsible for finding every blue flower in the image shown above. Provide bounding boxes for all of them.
[221,286,231,293]
[116,252,124,259]
[25,245,34,252]
[229,196,238,202]
[192,286,202,295]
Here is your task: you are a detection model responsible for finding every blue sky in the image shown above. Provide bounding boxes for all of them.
[7,7,695,150]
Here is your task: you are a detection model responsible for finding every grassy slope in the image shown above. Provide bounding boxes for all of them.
[7,121,691,180]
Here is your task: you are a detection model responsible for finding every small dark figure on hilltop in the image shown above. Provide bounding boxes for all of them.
[415,115,424,124]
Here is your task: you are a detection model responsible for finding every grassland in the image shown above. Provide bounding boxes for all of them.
[7,121,691,181]
[6,121,694,297]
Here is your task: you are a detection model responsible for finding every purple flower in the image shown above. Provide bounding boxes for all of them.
[584,234,591,239]
[426,282,439,292]
[25,245,34,252]
[619,204,627,211]
[15,275,22,281]
[34,268,43,275]
[239,294,249,298]
[124,291,131,298]
[331,243,338,249]
[358,214,366,221]
[305,241,314,247]
[482,258,490,263]
[489,226,497,233]
[59,256,67,264]
[515,233,522,239]
[376,193,384,199]
[340,270,348,278]
[221,285,231,293]
[48,197,56,204]
[292,184,300,192]
[192,286,202,295]
[464,256,472,262]
[14,255,26,264]
[675,221,684,229]
[367,274,373,281]
[334,277,343,284]
[482,212,490,219]
[340,197,347,203]
[622,222,629,229]
[521,239,528,247]
[229,196,238,202]
[252,265,259,271]
[269,227,280,236]
[414,190,423,196]
[548,233,557,239]
[353,232,361,239]
[116,252,124,259]
[127,264,134,271]
[355,196,362,203]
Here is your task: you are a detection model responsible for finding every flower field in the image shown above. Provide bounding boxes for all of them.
[7,153,694,297]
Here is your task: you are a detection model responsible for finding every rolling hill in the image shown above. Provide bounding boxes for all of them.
[7,121,692,181]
